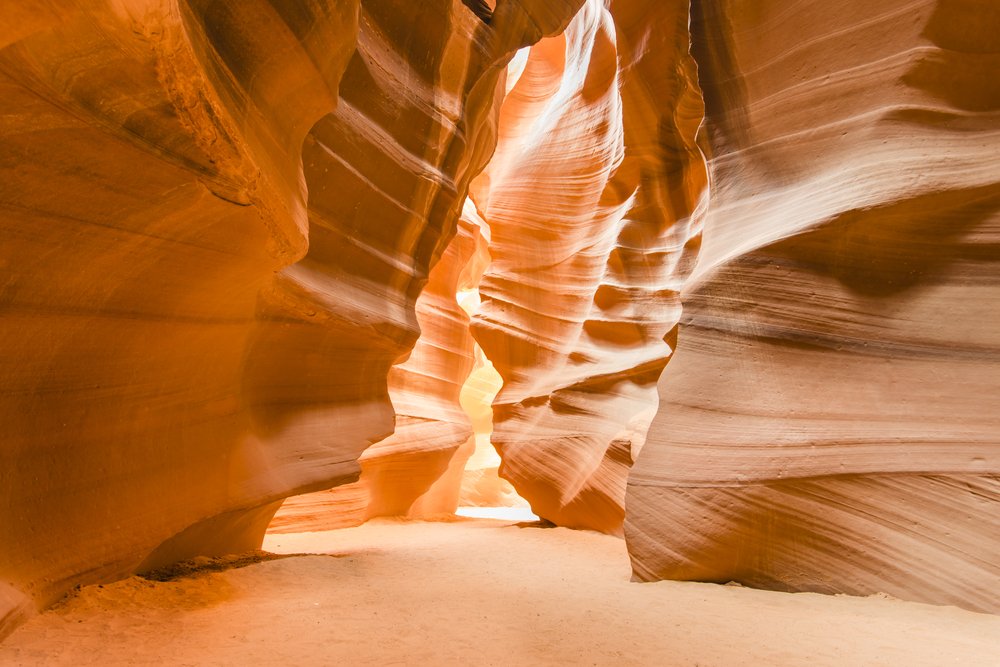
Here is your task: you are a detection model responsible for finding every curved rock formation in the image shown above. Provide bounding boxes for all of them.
[0,0,585,637]
[270,207,490,532]
[0,0,361,635]
[626,0,1000,612]
[471,0,707,534]
[5,0,998,640]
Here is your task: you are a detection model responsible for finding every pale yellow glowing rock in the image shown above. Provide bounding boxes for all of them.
[626,0,1000,612]
[457,313,526,509]
[471,0,707,534]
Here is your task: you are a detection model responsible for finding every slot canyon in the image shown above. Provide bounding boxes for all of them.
[1,0,998,664]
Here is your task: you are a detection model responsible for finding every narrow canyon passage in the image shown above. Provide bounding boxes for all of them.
[3,518,999,666]
[2,0,999,661]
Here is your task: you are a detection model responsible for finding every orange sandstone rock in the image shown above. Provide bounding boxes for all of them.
[471,0,707,534]
[626,0,1000,612]
[269,209,489,532]
[0,0,360,636]
[0,0,584,638]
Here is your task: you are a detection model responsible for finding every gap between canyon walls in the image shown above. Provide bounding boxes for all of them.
[454,201,535,514]
[268,0,711,537]
[268,198,530,532]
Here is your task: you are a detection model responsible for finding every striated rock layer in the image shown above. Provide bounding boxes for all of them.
[269,209,489,533]
[471,0,707,533]
[626,0,1000,611]
[0,0,585,637]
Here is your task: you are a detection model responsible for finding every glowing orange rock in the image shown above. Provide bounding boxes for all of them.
[270,209,490,532]
[0,0,585,637]
[471,0,707,534]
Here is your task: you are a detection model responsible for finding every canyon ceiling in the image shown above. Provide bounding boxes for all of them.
[1,0,997,638]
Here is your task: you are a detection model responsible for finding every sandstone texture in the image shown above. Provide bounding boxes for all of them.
[470,0,707,534]
[269,209,489,532]
[626,0,1000,612]
[2,0,999,641]
[0,0,584,637]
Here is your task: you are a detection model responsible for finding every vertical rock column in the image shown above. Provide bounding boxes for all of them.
[471,0,707,534]
[626,0,1000,612]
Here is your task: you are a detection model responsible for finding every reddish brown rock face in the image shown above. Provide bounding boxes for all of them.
[626,0,1000,612]
[0,0,585,637]
[470,0,707,535]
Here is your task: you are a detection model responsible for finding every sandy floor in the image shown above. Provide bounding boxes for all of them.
[2,518,999,666]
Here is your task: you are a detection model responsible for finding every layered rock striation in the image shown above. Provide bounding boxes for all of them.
[1,0,360,634]
[626,0,1000,611]
[0,0,584,637]
[471,0,707,533]
[269,208,490,532]
[3,0,998,639]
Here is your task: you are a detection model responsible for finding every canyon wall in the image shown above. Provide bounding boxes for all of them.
[626,0,1000,612]
[269,208,489,532]
[0,0,584,637]
[470,0,707,534]
[3,0,998,638]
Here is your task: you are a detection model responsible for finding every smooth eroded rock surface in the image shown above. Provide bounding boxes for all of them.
[626,0,1000,612]
[470,0,707,534]
[0,0,584,637]
[269,209,489,532]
